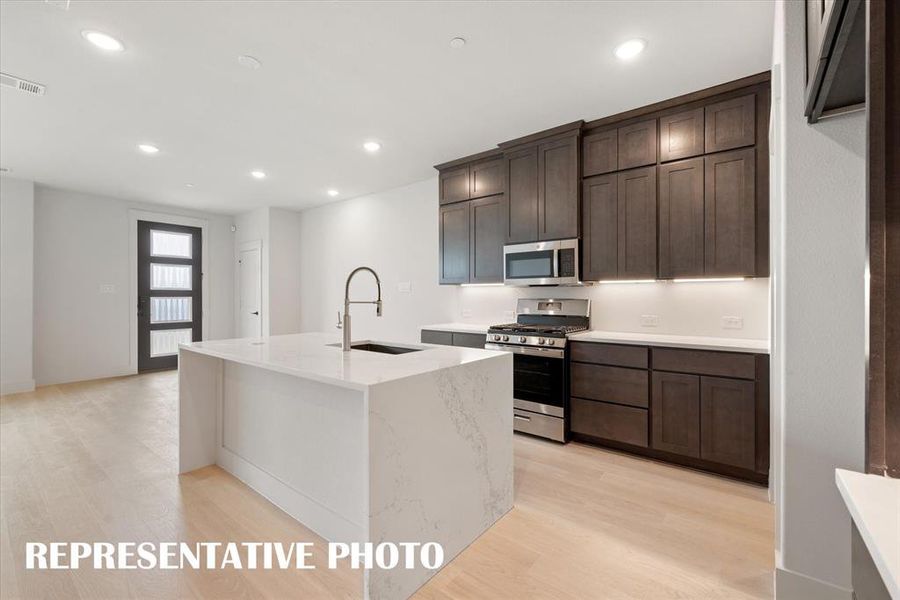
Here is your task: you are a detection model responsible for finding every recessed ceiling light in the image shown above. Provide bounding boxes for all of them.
[237,55,261,69]
[250,170,266,179]
[614,38,646,60]
[449,37,466,49]
[185,183,194,188]
[81,30,124,52]
[327,189,339,197]
[363,141,382,153]
[138,143,159,154]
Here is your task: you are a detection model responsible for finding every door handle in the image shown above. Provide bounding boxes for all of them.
[251,311,259,315]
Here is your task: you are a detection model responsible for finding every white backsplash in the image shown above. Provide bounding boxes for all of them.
[458,278,770,339]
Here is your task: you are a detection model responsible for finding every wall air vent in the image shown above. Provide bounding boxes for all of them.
[0,72,46,96]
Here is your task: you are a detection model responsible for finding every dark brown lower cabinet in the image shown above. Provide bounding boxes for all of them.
[651,372,701,458]
[420,330,485,349]
[700,376,756,469]
[570,398,648,448]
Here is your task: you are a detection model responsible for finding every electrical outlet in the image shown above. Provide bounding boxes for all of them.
[461,309,473,318]
[722,316,744,330]
[99,284,116,294]
[503,310,516,321]
[397,281,411,294]
[640,314,659,327]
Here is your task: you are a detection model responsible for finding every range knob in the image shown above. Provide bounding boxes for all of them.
[518,336,527,343]
[502,335,509,342]
[492,334,501,341]
[547,339,556,346]
[537,337,546,345]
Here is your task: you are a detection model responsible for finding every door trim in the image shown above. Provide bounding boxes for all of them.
[128,210,210,374]
[236,239,263,337]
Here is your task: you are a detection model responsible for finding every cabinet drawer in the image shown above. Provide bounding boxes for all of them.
[570,398,648,447]
[421,330,453,346]
[652,347,757,379]
[452,332,486,349]
[570,342,648,369]
[571,363,648,408]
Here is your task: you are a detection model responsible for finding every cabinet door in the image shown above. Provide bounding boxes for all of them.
[583,129,617,177]
[469,195,504,283]
[538,136,579,240]
[439,166,470,205]
[582,174,618,281]
[659,108,704,162]
[504,147,540,243]
[659,158,705,278]
[705,95,756,153]
[704,148,756,276]
[651,372,700,458]
[470,158,504,199]
[617,119,657,169]
[700,376,755,470]
[438,202,470,284]
[617,167,658,279]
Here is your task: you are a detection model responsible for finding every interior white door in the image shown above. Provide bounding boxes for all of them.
[238,244,262,338]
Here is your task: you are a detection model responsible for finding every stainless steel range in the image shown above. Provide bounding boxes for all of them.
[484,298,590,442]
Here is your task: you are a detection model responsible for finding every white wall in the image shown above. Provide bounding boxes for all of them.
[458,278,770,338]
[0,177,35,394]
[33,185,234,386]
[298,178,457,342]
[772,1,866,598]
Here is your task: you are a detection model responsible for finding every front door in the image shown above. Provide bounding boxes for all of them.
[238,241,262,337]
[138,221,202,372]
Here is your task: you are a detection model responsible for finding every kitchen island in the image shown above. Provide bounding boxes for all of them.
[178,332,513,600]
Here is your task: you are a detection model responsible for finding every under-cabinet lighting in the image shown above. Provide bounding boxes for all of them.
[672,277,746,283]
[460,283,505,287]
[597,279,656,284]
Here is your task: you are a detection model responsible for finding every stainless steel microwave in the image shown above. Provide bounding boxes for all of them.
[503,239,579,286]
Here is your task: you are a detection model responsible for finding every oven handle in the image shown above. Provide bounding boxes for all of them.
[484,343,565,359]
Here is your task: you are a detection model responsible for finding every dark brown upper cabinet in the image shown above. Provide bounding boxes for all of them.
[469,195,504,283]
[617,167,657,279]
[501,123,582,244]
[705,148,756,276]
[617,119,657,169]
[582,174,618,281]
[651,372,701,458]
[538,135,579,241]
[582,129,617,177]
[700,376,756,470]
[659,108,704,162]
[470,158,504,199]
[705,95,755,153]
[503,146,540,243]
[439,166,470,205]
[438,202,470,284]
[658,157,705,278]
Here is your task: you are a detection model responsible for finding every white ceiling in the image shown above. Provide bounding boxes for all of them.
[0,1,774,215]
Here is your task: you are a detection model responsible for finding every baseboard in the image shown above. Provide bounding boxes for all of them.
[776,567,854,600]
[0,378,36,396]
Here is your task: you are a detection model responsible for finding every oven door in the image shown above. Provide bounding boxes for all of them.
[503,239,579,285]
[511,348,565,418]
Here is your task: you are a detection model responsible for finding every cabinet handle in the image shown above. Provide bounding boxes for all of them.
[514,414,531,422]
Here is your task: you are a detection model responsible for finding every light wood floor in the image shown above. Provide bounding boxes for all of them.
[1,371,773,599]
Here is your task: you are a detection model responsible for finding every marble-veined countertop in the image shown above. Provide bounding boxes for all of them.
[180,332,506,391]
[568,330,770,354]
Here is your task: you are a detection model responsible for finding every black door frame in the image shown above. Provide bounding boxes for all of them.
[137,220,202,372]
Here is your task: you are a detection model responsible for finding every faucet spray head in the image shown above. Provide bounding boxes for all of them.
[376,300,383,317]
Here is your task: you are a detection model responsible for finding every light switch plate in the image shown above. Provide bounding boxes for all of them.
[640,314,659,327]
[397,281,411,293]
[99,284,116,294]
[722,316,744,330]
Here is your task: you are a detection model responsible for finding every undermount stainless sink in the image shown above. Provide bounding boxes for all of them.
[328,342,424,355]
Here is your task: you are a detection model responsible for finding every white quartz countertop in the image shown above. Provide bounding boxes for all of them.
[568,330,770,354]
[836,469,900,599]
[180,332,506,392]
[420,323,491,334]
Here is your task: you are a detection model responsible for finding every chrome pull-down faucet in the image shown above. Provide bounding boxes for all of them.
[341,266,383,351]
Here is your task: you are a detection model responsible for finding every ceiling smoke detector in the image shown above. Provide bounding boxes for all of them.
[0,72,46,96]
